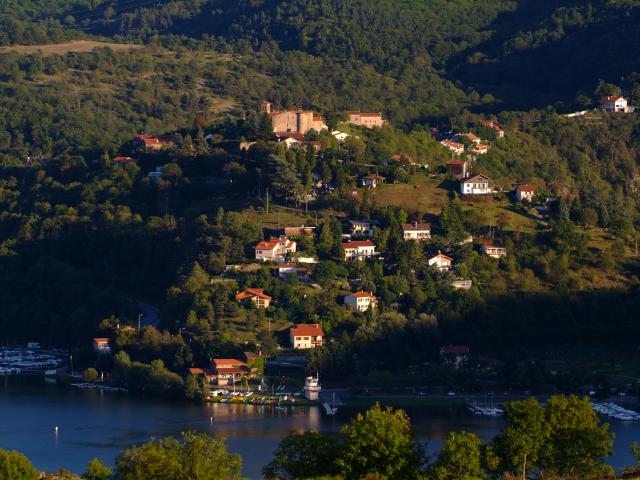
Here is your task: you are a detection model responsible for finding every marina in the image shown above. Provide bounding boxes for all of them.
[0,347,66,375]
[593,402,640,421]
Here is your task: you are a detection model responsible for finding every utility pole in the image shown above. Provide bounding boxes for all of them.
[266,188,269,214]
[138,313,143,331]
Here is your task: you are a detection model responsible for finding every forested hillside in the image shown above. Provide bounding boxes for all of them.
[3,0,640,114]
[1,0,640,395]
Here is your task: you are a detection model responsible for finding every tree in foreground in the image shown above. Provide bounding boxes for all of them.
[429,431,485,480]
[540,395,614,479]
[82,458,112,480]
[263,431,341,480]
[0,448,39,480]
[114,431,243,480]
[336,404,422,480]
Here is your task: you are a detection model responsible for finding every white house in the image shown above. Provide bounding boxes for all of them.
[290,324,324,349]
[480,243,507,258]
[472,143,489,155]
[402,222,431,241]
[255,237,297,262]
[441,139,465,155]
[515,184,535,202]
[349,220,380,237]
[428,252,453,271]
[460,174,493,195]
[343,240,377,261]
[600,96,632,113]
[361,174,385,188]
[344,292,378,312]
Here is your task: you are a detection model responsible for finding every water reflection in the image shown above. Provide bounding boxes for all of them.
[0,380,637,479]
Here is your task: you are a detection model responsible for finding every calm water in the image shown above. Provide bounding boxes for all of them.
[0,380,638,479]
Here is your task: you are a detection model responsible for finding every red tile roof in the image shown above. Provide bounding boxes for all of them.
[290,323,324,337]
[93,338,109,344]
[447,160,466,165]
[601,95,623,102]
[236,288,272,301]
[349,292,376,299]
[213,359,247,368]
[343,240,376,249]
[517,184,535,192]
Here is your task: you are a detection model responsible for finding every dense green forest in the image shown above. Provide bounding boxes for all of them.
[1,0,640,395]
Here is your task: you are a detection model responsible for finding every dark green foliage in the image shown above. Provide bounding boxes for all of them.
[0,449,39,480]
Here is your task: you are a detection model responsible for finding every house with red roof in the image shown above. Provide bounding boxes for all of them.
[441,139,465,155]
[342,240,377,261]
[440,345,469,368]
[211,359,248,386]
[344,292,378,312]
[235,288,272,309]
[289,324,325,349]
[482,119,505,138]
[255,237,297,262]
[447,160,468,179]
[428,252,453,271]
[361,174,385,189]
[515,184,536,202]
[600,95,632,113]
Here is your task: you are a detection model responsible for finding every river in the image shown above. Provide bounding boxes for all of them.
[0,380,638,478]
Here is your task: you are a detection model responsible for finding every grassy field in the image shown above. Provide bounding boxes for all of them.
[373,173,539,234]
[243,207,317,231]
[0,40,142,55]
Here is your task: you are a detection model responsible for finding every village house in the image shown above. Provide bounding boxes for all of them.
[262,101,327,135]
[290,323,325,349]
[515,184,536,202]
[472,143,489,155]
[277,133,303,149]
[440,345,470,368]
[428,252,453,271]
[255,237,297,262]
[482,120,505,138]
[480,243,508,258]
[133,134,175,153]
[460,174,493,195]
[349,220,380,237]
[303,140,322,151]
[93,338,111,354]
[447,160,468,179]
[441,139,465,155]
[344,292,378,312]
[361,174,385,189]
[343,240,377,261]
[402,222,431,241]
[235,288,272,309]
[461,132,481,144]
[347,111,385,128]
[600,95,633,113]
[276,263,308,281]
[211,359,248,386]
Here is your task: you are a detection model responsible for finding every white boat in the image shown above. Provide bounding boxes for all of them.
[303,376,321,401]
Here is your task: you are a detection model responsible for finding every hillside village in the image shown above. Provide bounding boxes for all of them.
[75,94,640,400]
